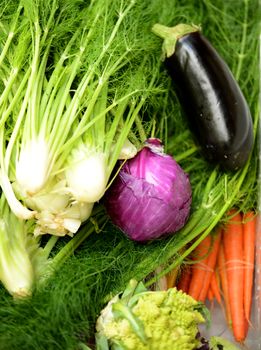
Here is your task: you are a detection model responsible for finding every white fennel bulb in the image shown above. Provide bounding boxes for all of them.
[16,137,50,195]
[0,219,34,298]
[117,138,137,160]
[63,201,94,222]
[23,178,70,213]
[66,147,107,203]
[34,201,94,237]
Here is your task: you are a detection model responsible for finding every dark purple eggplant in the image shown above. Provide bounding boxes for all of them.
[152,24,254,171]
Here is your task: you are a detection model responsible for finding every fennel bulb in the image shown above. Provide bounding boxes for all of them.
[66,147,107,203]
[115,138,138,160]
[21,178,70,213]
[63,201,94,222]
[0,212,35,297]
[34,201,94,237]
[16,137,50,195]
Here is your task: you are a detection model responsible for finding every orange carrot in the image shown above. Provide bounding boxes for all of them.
[210,271,221,304]
[255,213,261,318]
[188,235,212,300]
[198,230,222,302]
[176,266,192,293]
[223,210,245,342]
[217,242,232,326]
[207,285,214,302]
[242,211,256,323]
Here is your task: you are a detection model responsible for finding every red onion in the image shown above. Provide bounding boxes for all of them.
[104,138,192,241]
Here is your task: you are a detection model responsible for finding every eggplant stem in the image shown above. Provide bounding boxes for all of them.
[152,23,199,58]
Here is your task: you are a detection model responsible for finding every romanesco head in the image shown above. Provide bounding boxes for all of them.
[95,279,206,350]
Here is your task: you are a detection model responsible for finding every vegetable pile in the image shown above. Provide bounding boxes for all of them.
[0,0,163,296]
[0,0,259,349]
[0,0,157,231]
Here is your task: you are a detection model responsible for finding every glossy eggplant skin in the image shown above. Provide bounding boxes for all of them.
[165,31,253,171]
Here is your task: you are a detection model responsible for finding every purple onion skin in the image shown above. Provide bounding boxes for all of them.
[105,139,192,242]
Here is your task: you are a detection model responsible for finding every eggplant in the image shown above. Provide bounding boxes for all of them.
[152,24,254,171]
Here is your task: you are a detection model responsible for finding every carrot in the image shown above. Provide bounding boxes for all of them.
[242,211,256,323]
[166,267,179,289]
[188,235,212,300]
[210,270,221,304]
[217,242,232,326]
[176,266,192,293]
[223,210,245,342]
[198,230,222,302]
[255,213,261,319]
[207,285,214,302]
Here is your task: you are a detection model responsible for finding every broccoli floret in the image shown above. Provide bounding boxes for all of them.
[95,279,206,350]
